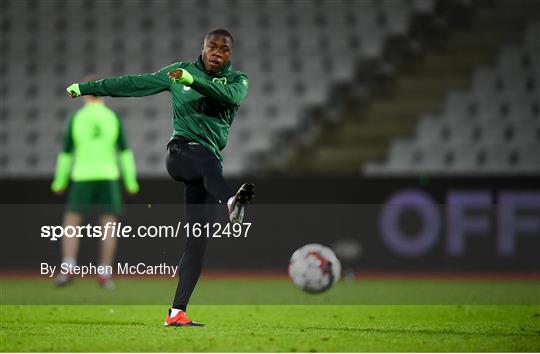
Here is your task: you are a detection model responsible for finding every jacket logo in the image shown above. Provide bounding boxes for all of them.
[212,77,227,85]
[183,85,191,91]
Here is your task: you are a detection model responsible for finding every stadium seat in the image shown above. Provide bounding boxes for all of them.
[368,21,540,175]
[0,0,438,176]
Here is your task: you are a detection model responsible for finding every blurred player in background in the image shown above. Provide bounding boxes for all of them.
[65,29,254,326]
[51,81,139,289]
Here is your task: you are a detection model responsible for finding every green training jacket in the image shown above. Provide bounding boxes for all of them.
[79,56,249,163]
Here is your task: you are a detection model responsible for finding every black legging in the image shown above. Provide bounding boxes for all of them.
[166,137,233,311]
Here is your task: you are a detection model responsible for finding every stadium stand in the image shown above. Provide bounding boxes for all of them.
[277,0,539,175]
[364,20,539,175]
[1,0,537,177]
[0,0,438,177]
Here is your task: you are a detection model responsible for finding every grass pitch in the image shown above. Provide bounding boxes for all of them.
[1,278,539,352]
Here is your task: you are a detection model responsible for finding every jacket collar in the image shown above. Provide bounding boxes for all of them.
[195,55,232,77]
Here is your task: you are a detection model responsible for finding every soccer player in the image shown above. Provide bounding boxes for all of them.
[51,87,139,289]
[65,28,254,327]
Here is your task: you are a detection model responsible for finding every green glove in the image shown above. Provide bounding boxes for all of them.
[169,69,194,85]
[66,83,81,97]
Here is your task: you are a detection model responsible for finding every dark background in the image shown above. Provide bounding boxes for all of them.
[2,176,539,272]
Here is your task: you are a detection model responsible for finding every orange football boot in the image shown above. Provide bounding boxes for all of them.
[164,309,204,327]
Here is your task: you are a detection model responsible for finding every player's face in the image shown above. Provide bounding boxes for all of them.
[202,34,232,72]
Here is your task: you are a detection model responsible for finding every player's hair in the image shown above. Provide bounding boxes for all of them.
[204,28,234,45]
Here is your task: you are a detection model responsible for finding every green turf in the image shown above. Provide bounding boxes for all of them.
[1,278,539,351]
[2,278,539,304]
[1,305,540,352]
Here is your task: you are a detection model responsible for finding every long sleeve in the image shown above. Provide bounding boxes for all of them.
[79,63,177,97]
[190,73,248,106]
[118,150,139,193]
[115,118,139,193]
[51,116,75,192]
[51,153,73,192]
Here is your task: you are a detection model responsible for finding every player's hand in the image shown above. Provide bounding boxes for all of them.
[167,69,183,81]
[167,68,194,85]
[51,180,67,195]
[125,182,140,195]
[66,83,81,98]
[53,189,66,196]
[51,184,66,195]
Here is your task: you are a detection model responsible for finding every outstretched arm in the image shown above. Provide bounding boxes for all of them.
[67,63,179,98]
[168,68,248,106]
